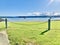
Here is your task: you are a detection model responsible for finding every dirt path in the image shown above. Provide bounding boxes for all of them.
[0,30,9,45]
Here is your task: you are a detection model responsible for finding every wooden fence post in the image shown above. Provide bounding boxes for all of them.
[5,18,7,29]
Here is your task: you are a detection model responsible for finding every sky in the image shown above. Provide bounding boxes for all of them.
[0,0,60,16]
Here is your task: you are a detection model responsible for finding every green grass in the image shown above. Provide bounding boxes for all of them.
[0,22,6,31]
[0,21,60,45]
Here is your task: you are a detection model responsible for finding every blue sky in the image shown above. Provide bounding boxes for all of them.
[0,0,60,16]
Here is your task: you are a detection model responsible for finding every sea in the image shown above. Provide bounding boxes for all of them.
[7,18,60,22]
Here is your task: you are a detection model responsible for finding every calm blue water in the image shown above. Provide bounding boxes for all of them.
[7,18,60,22]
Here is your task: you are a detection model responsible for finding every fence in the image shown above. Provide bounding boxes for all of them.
[0,16,60,34]
[0,16,60,45]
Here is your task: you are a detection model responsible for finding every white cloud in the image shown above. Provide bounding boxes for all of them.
[27,12,60,16]
[45,12,51,15]
[27,12,42,16]
[53,12,60,15]
[45,12,60,16]
[32,12,41,15]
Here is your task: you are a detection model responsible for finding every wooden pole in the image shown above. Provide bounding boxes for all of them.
[5,18,7,29]
[48,18,51,30]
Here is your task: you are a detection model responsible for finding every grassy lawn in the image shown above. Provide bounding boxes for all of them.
[0,21,60,45]
[0,22,6,31]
